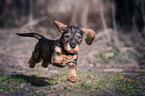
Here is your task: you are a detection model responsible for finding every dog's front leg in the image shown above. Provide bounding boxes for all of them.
[51,46,70,67]
[67,62,78,83]
[51,52,68,67]
[67,54,78,82]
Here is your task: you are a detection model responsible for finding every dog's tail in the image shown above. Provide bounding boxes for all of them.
[16,33,45,40]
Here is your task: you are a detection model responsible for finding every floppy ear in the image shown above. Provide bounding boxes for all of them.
[54,20,67,33]
[82,28,95,45]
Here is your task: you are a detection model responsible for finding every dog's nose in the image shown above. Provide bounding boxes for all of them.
[70,43,76,48]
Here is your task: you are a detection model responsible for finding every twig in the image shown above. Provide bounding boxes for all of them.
[28,0,33,28]
[121,47,143,57]
[22,16,48,28]
[22,0,48,29]
[99,0,110,41]
[81,0,89,28]
[70,2,78,25]
[111,0,120,51]
[112,0,116,31]
[95,31,107,39]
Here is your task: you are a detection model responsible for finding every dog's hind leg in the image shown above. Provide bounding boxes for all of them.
[41,60,49,68]
[28,49,42,68]
[28,57,36,68]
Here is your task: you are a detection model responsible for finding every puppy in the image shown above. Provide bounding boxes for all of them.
[16,20,95,82]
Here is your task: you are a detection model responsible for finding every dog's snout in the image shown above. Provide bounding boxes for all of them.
[70,42,76,48]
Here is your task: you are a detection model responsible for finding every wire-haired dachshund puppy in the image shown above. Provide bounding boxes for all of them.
[16,20,95,82]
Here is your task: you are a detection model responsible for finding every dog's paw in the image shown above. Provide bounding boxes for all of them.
[67,76,78,83]
[41,63,49,68]
[28,58,36,68]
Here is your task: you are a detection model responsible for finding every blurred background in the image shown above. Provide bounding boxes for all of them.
[0,0,144,31]
[0,0,145,95]
[0,0,145,75]
[0,0,145,73]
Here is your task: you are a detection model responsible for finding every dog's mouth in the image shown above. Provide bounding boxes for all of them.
[64,43,79,53]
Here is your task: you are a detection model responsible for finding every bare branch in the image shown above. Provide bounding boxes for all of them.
[81,0,89,28]
[22,16,48,28]
[99,0,110,41]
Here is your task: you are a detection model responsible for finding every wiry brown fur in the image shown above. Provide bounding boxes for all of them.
[16,20,95,83]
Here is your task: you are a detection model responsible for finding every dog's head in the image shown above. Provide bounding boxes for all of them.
[54,20,95,53]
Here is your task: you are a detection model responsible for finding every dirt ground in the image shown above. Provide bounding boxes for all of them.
[0,26,145,95]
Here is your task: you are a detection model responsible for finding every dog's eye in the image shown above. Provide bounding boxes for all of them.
[56,52,61,55]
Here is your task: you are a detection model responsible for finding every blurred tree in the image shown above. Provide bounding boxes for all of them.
[0,0,144,32]
[115,0,144,32]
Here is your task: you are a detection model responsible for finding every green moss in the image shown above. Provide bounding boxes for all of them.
[0,76,26,92]
[0,76,7,80]
[0,71,144,95]
[113,75,144,94]
[50,73,67,81]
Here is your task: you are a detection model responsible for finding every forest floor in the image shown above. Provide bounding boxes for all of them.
[0,26,145,96]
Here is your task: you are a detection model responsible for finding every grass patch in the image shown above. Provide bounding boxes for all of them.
[65,72,145,95]
[0,71,144,95]
[0,76,26,93]
[113,75,144,95]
